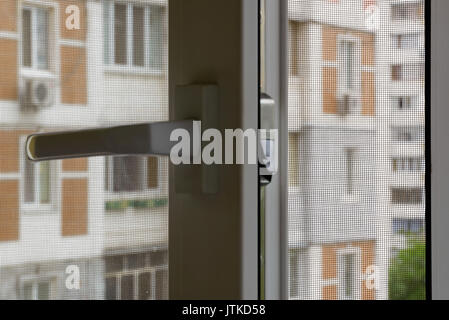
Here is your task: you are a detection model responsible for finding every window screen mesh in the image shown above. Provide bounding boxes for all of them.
[288,0,425,300]
[0,0,168,299]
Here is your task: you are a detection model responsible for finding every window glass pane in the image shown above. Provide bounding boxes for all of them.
[114,3,127,65]
[35,8,49,70]
[120,275,134,300]
[105,277,117,300]
[288,0,426,300]
[133,6,145,67]
[112,156,145,192]
[22,9,32,67]
[24,157,35,203]
[138,272,152,300]
[23,283,33,300]
[147,157,159,189]
[37,282,50,300]
[39,161,50,204]
[148,6,164,69]
[104,1,111,64]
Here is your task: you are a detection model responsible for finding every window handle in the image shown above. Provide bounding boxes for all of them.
[26,120,196,162]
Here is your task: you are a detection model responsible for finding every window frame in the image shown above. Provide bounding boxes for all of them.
[20,136,57,213]
[103,0,165,75]
[104,250,168,300]
[21,277,54,300]
[19,1,58,80]
[336,246,361,300]
[104,156,162,201]
[336,34,362,116]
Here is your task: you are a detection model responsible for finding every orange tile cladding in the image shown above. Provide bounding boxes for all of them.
[0,130,32,173]
[60,0,87,41]
[62,158,88,172]
[362,71,375,116]
[322,25,338,62]
[0,39,18,101]
[60,46,87,105]
[322,66,337,114]
[0,180,19,242]
[322,285,338,300]
[322,243,345,280]
[62,178,88,236]
[0,0,17,32]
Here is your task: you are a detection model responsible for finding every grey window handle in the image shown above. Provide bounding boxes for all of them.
[26,120,196,162]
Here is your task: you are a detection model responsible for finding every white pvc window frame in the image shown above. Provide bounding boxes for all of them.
[19,136,57,213]
[104,156,164,202]
[103,0,165,74]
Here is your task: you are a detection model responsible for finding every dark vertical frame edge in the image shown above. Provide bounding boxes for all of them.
[425,0,432,301]
[257,0,262,300]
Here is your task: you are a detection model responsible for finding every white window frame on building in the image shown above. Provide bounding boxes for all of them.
[104,250,168,300]
[20,2,59,78]
[392,156,425,173]
[103,1,166,73]
[336,34,361,116]
[21,278,54,300]
[391,186,424,205]
[20,137,56,212]
[337,247,361,300]
[391,125,424,143]
[392,33,423,51]
[391,1,424,22]
[104,156,162,199]
[391,95,417,111]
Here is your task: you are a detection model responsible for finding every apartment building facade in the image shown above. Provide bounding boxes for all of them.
[288,0,379,300]
[0,0,168,299]
[375,0,425,298]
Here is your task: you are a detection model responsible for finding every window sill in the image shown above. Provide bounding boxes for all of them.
[21,206,57,215]
[104,65,165,77]
[20,68,56,80]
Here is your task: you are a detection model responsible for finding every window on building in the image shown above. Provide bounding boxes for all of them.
[392,33,422,50]
[105,250,168,300]
[391,187,424,205]
[392,63,424,81]
[339,40,356,91]
[339,252,357,300]
[392,157,425,173]
[289,248,307,300]
[288,133,300,187]
[23,151,52,207]
[22,280,51,300]
[104,1,165,69]
[345,148,355,196]
[391,2,424,22]
[391,96,416,110]
[22,7,49,70]
[105,156,159,193]
[391,126,423,143]
[392,218,424,234]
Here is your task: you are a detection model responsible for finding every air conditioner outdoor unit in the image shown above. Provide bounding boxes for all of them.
[20,78,54,110]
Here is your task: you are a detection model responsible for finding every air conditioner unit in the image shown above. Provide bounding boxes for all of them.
[20,78,54,110]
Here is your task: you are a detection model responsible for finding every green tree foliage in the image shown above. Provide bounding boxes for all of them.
[389,236,425,300]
